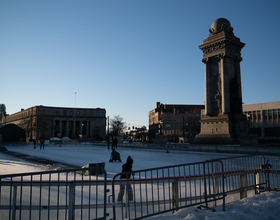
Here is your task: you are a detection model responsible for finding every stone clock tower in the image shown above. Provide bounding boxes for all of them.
[195,18,257,145]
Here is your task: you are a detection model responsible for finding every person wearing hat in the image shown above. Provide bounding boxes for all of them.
[117,156,134,201]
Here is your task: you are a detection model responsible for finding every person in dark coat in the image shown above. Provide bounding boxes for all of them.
[107,139,110,149]
[111,139,114,149]
[117,156,134,201]
[40,137,45,150]
[33,139,36,149]
[114,138,118,149]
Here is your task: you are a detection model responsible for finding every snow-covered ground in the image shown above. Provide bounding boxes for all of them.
[1,144,280,219]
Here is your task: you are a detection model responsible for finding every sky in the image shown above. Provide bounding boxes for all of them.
[1,0,280,129]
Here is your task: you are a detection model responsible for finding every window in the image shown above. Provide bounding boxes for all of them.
[96,111,100,117]
[164,130,172,135]
[56,110,60,115]
[268,110,272,119]
[76,111,80,116]
[42,110,46,115]
[63,111,66,116]
[70,111,73,115]
[176,124,183,128]
[83,111,87,116]
[257,110,261,120]
[263,110,267,120]
[273,109,277,119]
[252,111,257,121]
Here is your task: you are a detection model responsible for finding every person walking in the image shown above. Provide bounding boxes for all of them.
[40,137,45,150]
[107,139,110,149]
[33,139,36,149]
[111,139,114,149]
[114,138,118,149]
[117,156,134,201]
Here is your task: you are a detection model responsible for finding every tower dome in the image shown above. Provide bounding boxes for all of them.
[209,18,233,35]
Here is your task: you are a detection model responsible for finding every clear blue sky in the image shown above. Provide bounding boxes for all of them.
[1,0,279,129]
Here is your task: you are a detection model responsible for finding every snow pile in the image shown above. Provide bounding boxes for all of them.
[146,191,280,220]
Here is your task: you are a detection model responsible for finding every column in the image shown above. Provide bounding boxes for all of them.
[52,120,55,137]
[79,121,82,137]
[204,58,211,116]
[66,121,69,137]
[236,57,243,114]
[87,121,90,137]
[59,120,62,136]
[220,55,230,114]
[73,121,76,138]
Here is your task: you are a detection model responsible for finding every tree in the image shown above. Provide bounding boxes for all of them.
[19,116,33,141]
[36,115,52,140]
[110,115,126,136]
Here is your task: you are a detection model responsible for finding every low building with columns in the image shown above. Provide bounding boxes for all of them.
[2,105,106,142]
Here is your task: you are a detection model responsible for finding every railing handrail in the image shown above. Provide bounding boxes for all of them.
[0,154,272,220]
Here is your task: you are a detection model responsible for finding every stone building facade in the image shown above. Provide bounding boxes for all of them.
[149,102,204,143]
[2,105,106,142]
[243,101,280,140]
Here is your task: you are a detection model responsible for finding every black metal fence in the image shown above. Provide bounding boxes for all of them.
[111,159,225,220]
[0,167,108,220]
[266,158,280,191]
[110,155,268,220]
[0,155,279,220]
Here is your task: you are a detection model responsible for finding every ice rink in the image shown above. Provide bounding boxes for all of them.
[1,144,280,220]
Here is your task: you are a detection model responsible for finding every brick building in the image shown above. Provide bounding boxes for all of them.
[149,102,204,143]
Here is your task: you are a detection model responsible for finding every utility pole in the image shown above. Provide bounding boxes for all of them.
[107,116,110,137]
[107,116,110,149]
[183,116,185,141]
[73,92,76,138]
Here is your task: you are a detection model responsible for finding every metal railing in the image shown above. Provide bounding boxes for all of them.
[0,154,277,220]
[266,159,280,191]
[110,155,268,220]
[111,160,225,220]
[219,155,267,197]
[0,167,108,220]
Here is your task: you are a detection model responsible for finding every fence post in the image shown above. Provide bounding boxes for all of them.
[255,172,260,194]
[172,179,179,214]
[12,186,17,220]
[69,182,75,220]
[212,175,217,207]
[124,184,128,219]
[240,173,247,199]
